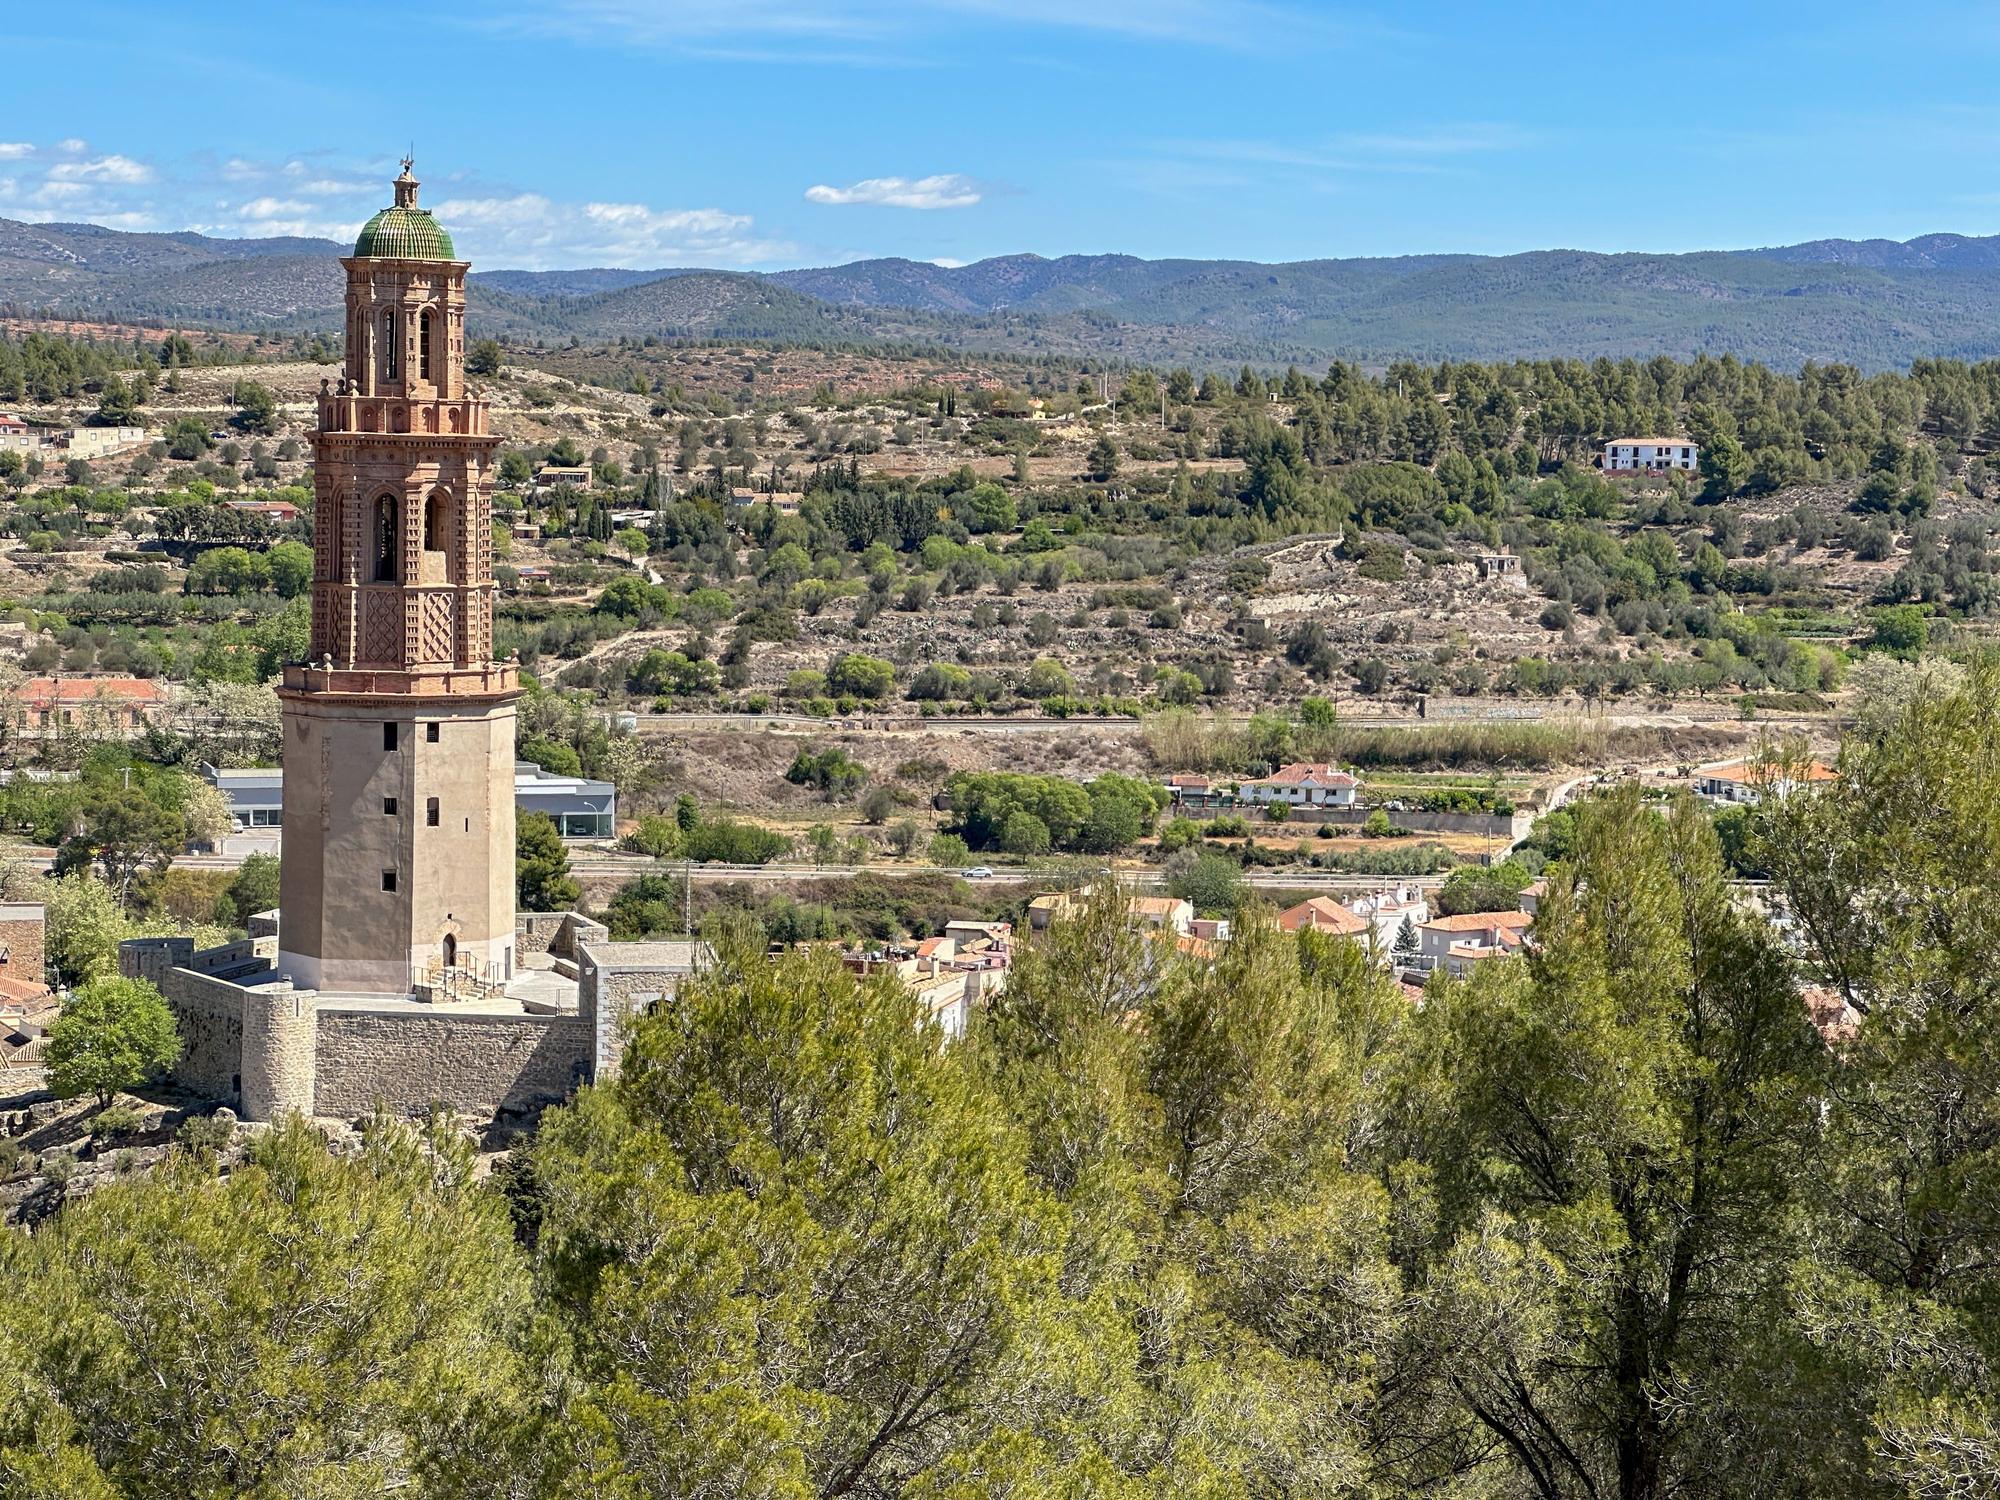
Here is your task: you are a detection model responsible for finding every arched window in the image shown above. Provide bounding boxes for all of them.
[419,309,432,382]
[381,309,398,383]
[423,488,450,552]
[373,495,399,582]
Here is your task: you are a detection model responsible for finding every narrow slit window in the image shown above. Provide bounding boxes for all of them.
[383,722,398,752]
[383,797,398,816]
[419,310,432,381]
[425,723,440,743]
[381,309,398,382]
[426,797,440,827]
[381,870,397,892]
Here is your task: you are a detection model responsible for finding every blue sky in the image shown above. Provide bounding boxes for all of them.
[7,0,2000,271]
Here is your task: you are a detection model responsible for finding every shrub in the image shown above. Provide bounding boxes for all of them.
[683,818,790,865]
[176,1111,238,1155]
[785,746,870,801]
[90,1104,146,1138]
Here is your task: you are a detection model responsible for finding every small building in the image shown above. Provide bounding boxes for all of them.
[1692,758,1837,807]
[0,901,49,1011]
[63,425,148,459]
[1163,772,1233,811]
[1348,884,1431,949]
[514,762,617,839]
[1603,438,1698,473]
[1278,896,1369,938]
[7,676,172,733]
[533,465,592,491]
[1476,553,1527,589]
[510,521,543,542]
[1127,895,1195,936]
[200,761,619,841]
[1239,762,1360,809]
[202,765,284,831]
[0,414,53,454]
[226,499,302,523]
[1417,910,1534,978]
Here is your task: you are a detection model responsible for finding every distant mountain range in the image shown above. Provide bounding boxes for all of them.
[12,215,2000,370]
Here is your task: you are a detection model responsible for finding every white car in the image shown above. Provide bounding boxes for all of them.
[961,866,994,879]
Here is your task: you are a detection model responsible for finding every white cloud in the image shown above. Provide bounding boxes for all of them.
[930,257,968,267]
[0,144,32,161]
[54,139,87,155]
[238,196,315,219]
[48,154,153,185]
[805,173,981,209]
[431,192,792,268]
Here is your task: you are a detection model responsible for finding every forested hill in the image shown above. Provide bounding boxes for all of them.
[12,214,2000,369]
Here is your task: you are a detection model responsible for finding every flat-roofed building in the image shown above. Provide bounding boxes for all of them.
[1603,438,1698,472]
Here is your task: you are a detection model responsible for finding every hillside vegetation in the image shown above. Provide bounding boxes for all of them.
[19,217,2000,367]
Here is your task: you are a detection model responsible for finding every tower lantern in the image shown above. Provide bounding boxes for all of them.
[277,161,519,996]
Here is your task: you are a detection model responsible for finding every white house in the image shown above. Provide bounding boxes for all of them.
[1348,884,1431,950]
[1603,438,1699,473]
[1239,762,1360,808]
[1692,758,1837,807]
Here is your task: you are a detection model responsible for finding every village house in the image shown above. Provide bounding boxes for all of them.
[1124,895,1193,935]
[1348,884,1431,948]
[1277,896,1369,938]
[1238,762,1361,809]
[533,464,593,491]
[1417,910,1535,978]
[0,413,46,453]
[1602,437,1699,473]
[6,676,172,734]
[1693,757,1837,806]
[225,498,301,523]
[845,919,1012,1039]
[0,901,54,1074]
[1163,772,1233,811]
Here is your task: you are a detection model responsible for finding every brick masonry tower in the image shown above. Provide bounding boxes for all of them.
[278,160,519,995]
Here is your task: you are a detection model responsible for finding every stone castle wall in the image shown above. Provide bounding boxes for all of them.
[156,970,251,1104]
[314,1008,591,1119]
[119,926,686,1125]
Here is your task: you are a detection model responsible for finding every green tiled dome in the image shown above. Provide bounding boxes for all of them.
[353,205,455,260]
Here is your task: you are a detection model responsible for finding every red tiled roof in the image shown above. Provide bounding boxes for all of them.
[13,676,170,707]
[1422,910,1534,934]
[1279,896,1367,935]
[1251,761,1358,789]
[1697,758,1837,785]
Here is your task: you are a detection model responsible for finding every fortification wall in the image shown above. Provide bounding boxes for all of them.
[313,1009,591,1120]
[157,971,251,1105]
[516,911,609,961]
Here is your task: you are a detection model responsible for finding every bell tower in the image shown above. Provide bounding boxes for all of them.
[278,160,520,995]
